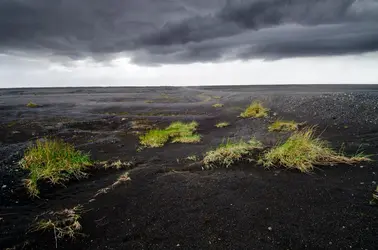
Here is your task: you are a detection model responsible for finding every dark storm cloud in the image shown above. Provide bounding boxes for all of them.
[0,0,378,64]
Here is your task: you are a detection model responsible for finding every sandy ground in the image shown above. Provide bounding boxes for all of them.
[0,85,378,249]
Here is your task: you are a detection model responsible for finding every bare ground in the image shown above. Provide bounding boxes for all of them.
[0,85,378,250]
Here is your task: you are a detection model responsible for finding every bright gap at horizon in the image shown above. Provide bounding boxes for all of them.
[0,51,378,88]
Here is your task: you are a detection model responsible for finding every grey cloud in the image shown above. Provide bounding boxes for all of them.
[0,0,378,64]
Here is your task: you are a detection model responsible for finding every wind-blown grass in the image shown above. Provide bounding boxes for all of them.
[20,139,92,196]
[203,138,263,169]
[139,129,170,148]
[32,205,83,243]
[261,127,371,172]
[268,119,300,132]
[140,121,200,148]
[240,101,269,118]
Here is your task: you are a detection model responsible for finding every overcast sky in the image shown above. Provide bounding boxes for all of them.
[1,0,378,88]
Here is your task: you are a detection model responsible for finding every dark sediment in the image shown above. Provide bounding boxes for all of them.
[0,85,378,249]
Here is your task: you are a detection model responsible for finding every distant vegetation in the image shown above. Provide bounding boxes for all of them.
[26,102,38,108]
[203,138,262,169]
[268,119,299,132]
[139,121,201,148]
[20,139,92,197]
[260,127,370,172]
[212,103,224,108]
[215,122,230,128]
[240,101,269,118]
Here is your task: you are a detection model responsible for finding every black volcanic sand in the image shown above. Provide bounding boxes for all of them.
[1,85,378,250]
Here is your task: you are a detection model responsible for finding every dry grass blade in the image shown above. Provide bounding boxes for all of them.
[103,160,134,170]
[371,186,378,205]
[32,205,84,245]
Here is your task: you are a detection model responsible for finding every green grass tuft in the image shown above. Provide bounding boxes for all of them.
[171,134,201,143]
[268,119,300,132]
[203,138,263,169]
[19,139,92,197]
[212,103,224,108]
[215,122,230,128]
[240,101,269,118]
[261,127,371,172]
[26,102,38,108]
[139,129,170,148]
[139,121,200,148]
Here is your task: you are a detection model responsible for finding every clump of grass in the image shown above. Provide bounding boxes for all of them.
[203,138,263,169]
[139,129,170,148]
[212,103,224,108]
[240,101,269,118]
[268,120,300,132]
[19,139,92,197]
[171,134,201,143]
[261,127,371,173]
[215,122,230,128]
[139,121,200,148]
[32,205,83,244]
[26,102,38,108]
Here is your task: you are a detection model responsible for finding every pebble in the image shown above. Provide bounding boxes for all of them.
[268,227,272,231]
[1,185,6,189]
[360,182,365,185]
